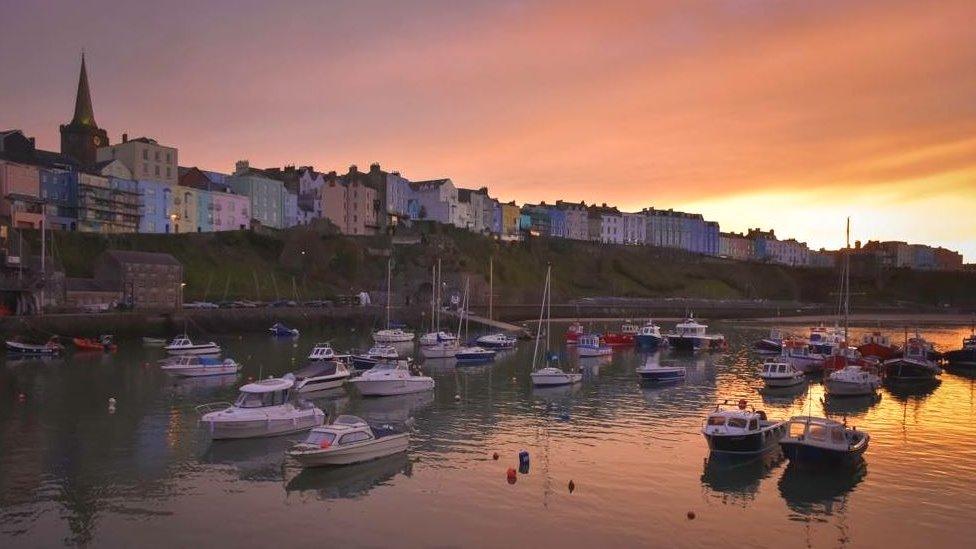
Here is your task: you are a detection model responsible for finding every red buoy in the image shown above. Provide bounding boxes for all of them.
[687,511,696,520]
[737,399,747,410]
[506,467,517,484]
[568,480,575,493]
[492,452,499,460]
[17,393,27,402]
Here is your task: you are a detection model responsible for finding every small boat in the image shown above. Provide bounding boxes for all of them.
[372,328,414,343]
[780,339,825,374]
[577,334,612,357]
[374,258,414,343]
[164,335,221,356]
[634,320,667,350]
[475,333,517,349]
[307,342,351,363]
[856,331,900,361]
[161,355,241,377]
[531,266,582,387]
[636,355,685,383]
[419,331,457,347]
[808,325,845,355]
[291,360,351,392]
[667,315,726,351]
[73,335,117,352]
[824,365,881,397]
[702,400,787,455]
[758,361,806,388]
[883,334,941,382]
[269,322,300,337]
[287,415,409,467]
[142,337,167,347]
[197,376,325,439]
[351,345,400,370]
[754,328,786,353]
[349,360,435,396]
[455,345,496,364]
[944,333,976,371]
[531,366,583,387]
[601,324,635,347]
[6,336,64,355]
[779,416,869,465]
[420,341,457,359]
[564,322,584,344]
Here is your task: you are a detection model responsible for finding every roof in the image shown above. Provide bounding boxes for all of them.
[409,179,451,191]
[240,377,294,393]
[457,188,472,202]
[101,250,182,267]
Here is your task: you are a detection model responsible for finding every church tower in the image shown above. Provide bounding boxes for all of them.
[60,53,109,166]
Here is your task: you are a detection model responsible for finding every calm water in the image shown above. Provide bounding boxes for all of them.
[2,323,975,548]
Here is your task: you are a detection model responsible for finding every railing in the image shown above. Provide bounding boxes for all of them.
[194,401,233,415]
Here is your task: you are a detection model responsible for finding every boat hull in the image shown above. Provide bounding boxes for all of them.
[761,376,806,388]
[165,345,221,356]
[945,349,976,369]
[373,332,415,343]
[637,369,685,383]
[200,410,324,440]
[703,422,787,455]
[856,343,899,361]
[782,352,824,373]
[754,339,783,353]
[5,341,62,355]
[162,365,240,377]
[635,334,666,350]
[883,358,941,381]
[825,379,879,397]
[352,378,435,396]
[780,437,868,465]
[296,374,350,392]
[667,335,707,352]
[531,370,583,387]
[578,346,612,357]
[290,434,409,467]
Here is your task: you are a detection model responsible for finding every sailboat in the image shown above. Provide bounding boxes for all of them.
[455,278,497,364]
[531,265,582,387]
[419,259,457,347]
[476,256,517,349]
[421,261,460,359]
[373,258,414,343]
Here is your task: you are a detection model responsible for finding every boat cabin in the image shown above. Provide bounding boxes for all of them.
[621,322,639,335]
[578,334,603,347]
[675,317,707,337]
[904,337,931,360]
[637,323,661,336]
[760,362,796,376]
[860,331,891,346]
[786,416,852,448]
[168,336,193,348]
[963,335,976,350]
[234,378,296,408]
[308,343,344,361]
[704,406,769,435]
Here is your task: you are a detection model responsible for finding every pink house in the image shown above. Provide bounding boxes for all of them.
[0,160,44,229]
[322,176,377,235]
[211,190,250,231]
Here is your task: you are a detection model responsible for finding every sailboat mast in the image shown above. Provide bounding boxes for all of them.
[844,217,851,343]
[436,258,442,332]
[386,257,392,329]
[430,264,436,332]
[531,266,550,370]
[488,256,493,321]
[546,265,552,351]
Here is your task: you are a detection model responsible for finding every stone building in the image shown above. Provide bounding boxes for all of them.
[91,250,183,310]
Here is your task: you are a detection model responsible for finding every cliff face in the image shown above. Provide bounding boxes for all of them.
[34,223,976,309]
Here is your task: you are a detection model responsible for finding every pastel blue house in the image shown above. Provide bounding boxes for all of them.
[226,162,287,229]
[137,179,172,233]
[196,190,213,232]
[283,191,298,228]
[38,167,78,231]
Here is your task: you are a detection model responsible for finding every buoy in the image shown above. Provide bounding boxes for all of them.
[568,480,575,493]
[737,399,747,410]
[687,511,696,520]
[511,377,517,383]
[17,393,27,402]
[492,452,499,460]
[518,450,530,473]
[247,376,254,382]
[108,397,117,406]
[454,394,461,401]
[506,467,517,484]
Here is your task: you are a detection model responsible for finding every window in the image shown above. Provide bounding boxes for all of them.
[143,149,148,160]
[166,152,171,163]
[707,416,725,426]
[154,151,160,161]
[727,418,747,429]
[338,431,371,445]
[166,167,171,178]
[143,164,148,174]
[748,419,758,431]
[155,166,160,176]
[304,431,337,446]
[807,424,827,441]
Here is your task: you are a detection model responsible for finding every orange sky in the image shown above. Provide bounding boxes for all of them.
[2,1,974,259]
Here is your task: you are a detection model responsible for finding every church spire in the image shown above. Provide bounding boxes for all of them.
[71,52,97,127]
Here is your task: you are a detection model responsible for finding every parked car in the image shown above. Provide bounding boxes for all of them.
[303,300,334,308]
[270,300,298,308]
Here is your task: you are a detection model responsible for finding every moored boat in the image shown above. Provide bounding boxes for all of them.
[883,334,941,382]
[824,365,881,397]
[307,342,351,363]
[530,266,582,387]
[6,336,64,355]
[419,331,457,346]
[351,345,399,370]
[197,376,325,439]
[291,360,351,392]
[475,333,517,349]
[577,334,612,357]
[372,328,414,343]
[565,322,584,344]
[455,345,496,364]
[857,331,900,361]
[702,400,787,455]
[73,335,117,352]
[780,339,825,374]
[531,366,583,387]
[161,355,241,377]
[164,335,221,356]
[269,322,300,337]
[754,328,786,354]
[287,415,409,467]
[349,360,435,396]
[667,315,725,352]
[758,361,805,388]
[779,416,869,465]
[634,320,666,350]
[944,333,976,370]
[636,355,685,383]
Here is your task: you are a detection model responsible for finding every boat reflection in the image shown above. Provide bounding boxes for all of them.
[778,460,867,517]
[284,453,412,500]
[701,450,785,506]
[885,378,942,401]
[532,382,582,401]
[355,391,433,424]
[165,373,240,397]
[823,393,882,417]
[199,435,300,482]
[758,382,808,405]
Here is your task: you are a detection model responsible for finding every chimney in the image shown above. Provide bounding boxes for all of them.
[122,133,128,143]
[370,162,381,173]
[235,160,249,175]
[349,165,358,174]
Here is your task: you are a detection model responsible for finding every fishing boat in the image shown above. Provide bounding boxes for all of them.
[634,320,667,350]
[307,342,351,363]
[72,335,117,352]
[636,355,685,383]
[349,360,435,396]
[856,331,900,361]
[701,399,787,455]
[287,415,409,467]
[602,322,636,346]
[161,355,241,377]
[666,315,725,351]
[6,336,64,355]
[269,322,300,337]
[883,333,941,382]
[164,335,221,356]
[565,322,585,344]
[373,258,415,343]
[779,416,869,465]
[780,339,825,373]
[475,333,517,349]
[808,325,845,355]
[824,365,881,397]
[351,345,400,370]
[530,265,582,387]
[291,359,351,392]
[577,334,612,357]
[197,376,325,439]
[754,328,786,353]
[944,332,976,370]
[758,361,806,388]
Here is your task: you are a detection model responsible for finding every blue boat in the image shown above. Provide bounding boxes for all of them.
[634,321,667,350]
[455,346,496,364]
[269,322,300,337]
[636,358,685,383]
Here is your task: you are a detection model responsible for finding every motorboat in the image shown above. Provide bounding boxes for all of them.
[269,322,300,337]
[758,361,806,388]
[824,365,881,397]
[6,337,64,355]
[944,333,976,370]
[702,400,787,455]
[287,415,409,467]
[455,345,496,364]
[73,335,117,352]
[667,315,726,351]
[161,355,241,377]
[349,360,435,396]
[883,334,941,382]
[307,342,351,363]
[351,345,400,370]
[602,323,636,347]
[475,333,517,349]
[372,328,414,343]
[754,329,786,353]
[808,325,845,355]
[419,331,457,346]
[565,322,584,344]
[531,366,583,387]
[634,320,666,350]
[164,335,221,356]
[577,334,612,357]
[420,341,458,359]
[779,416,869,465]
[636,355,685,383]
[197,376,325,439]
[856,331,900,361]
[780,339,825,373]
[291,360,351,392]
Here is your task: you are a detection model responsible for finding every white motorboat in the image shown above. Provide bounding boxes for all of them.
[530,266,582,387]
[349,360,435,396]
[577,334,612,357]
[475,333,517,349]
[636,355,685,383]
[780,416,869,465]
[352,345,400,370]
[161,355,241,377]
[825,365,881,397]
[635,321,667,350]
[666,315,726,351]
[5,337,64,355]
[419,331,457,346]
[291,360,351,393]
[702,400,787,455]
[531,366,583,387]
[269,322,300,337]
[758,361,806,388]
[287,415,409,467]
[165,335,221,356]
[307,342,351,363]
[373,328,415,343]
[197,376,325,439]
[780,339,825,373]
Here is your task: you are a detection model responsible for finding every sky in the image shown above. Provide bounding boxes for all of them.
[1,0,974,260]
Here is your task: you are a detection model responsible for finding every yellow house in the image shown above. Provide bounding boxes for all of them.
[501,201,521,240]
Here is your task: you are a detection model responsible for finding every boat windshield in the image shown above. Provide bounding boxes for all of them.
[727,418,747,429]
[235,389,289,408]
[807,423,828,441]
[304,431,337,446]
[706,416,725,426]
[789,422,806,438]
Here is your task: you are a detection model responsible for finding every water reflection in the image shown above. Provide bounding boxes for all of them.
[778,460,866,517]
[701,450,785,506]
[355,391,433,424]
[885,378,942,401]
[284,453,412,501]
[759,383,809,405]
[822,393,882,417]
[200,436,300,482]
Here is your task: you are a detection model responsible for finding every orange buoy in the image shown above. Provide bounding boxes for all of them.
[492,452,499,460]
[506,467,517,484]
[687,511,696,520]
[737,399,747,410]
[568,480,575,493]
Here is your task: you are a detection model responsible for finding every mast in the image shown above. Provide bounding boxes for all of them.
[436,258,442,332]
[40,216,46,314]
[455,277,467,345]
[488,256,493,321]
[844,217,851,344]
[430,264,436,332]
[386,257,392,329]
[531,265,551,371]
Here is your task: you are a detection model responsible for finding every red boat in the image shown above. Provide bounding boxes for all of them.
[856,331,900,361]
[73,335,117,352]
[565,322,585,344]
